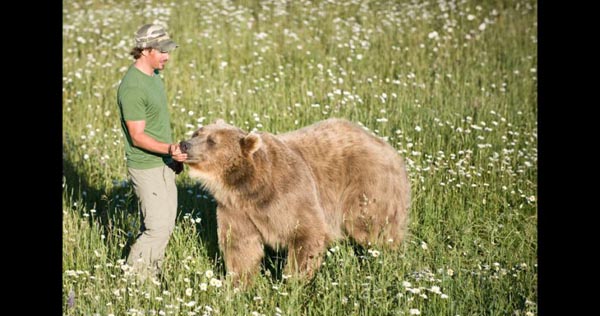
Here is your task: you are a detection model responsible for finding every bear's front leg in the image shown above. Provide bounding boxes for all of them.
[217,209,264,288]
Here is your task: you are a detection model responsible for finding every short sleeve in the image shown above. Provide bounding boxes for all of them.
[119,86,146,121]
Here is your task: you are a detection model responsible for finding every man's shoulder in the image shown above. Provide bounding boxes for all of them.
[118,69,146,95]
[120,66,139,84]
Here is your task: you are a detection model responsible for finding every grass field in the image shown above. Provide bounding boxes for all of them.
[63,0,537,315]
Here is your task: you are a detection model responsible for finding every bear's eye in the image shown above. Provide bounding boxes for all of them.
[192,127,204,138]
[206,136,216,146]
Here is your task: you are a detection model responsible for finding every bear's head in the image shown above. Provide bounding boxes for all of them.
[180,119,263,185]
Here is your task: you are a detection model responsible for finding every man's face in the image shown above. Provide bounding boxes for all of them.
[148,48,170,70]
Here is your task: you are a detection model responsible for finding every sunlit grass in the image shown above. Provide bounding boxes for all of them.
[63,0,537,315]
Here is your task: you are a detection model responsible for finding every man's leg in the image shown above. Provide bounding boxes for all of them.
[127,166,177,280]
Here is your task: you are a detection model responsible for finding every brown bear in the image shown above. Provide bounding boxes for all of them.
[180,118,410,286]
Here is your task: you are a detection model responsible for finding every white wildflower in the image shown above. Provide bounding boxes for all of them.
[430,286,442,294]
[185,301,196,307]
[210,278,222,288]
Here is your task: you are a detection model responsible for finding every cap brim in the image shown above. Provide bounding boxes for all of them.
[157,40,178,52]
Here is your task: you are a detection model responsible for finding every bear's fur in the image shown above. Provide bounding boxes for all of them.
[181,118,410,286]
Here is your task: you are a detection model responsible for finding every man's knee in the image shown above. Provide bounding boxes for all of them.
[141,223,174,239]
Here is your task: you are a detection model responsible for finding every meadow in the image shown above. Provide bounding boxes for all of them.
[62,0,537,315]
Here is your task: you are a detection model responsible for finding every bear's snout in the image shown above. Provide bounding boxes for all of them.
[179,141,191,153]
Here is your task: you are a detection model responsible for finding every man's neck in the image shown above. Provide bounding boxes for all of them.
[134,59,155,76]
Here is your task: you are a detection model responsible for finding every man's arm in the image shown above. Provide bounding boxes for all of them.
[125,120,187,162]
[126,120,171,154]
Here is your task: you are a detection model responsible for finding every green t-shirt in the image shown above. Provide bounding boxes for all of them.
[117,65,173,169]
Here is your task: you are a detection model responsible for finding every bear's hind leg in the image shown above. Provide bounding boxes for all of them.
[284,232,328,279]
[343,192,406,249]
[342,192,379,246]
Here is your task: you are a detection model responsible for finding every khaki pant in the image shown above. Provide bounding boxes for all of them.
[127,165,177,280]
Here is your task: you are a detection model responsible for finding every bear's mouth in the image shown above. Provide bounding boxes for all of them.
[183,158,201,164]
[183,154,204,164]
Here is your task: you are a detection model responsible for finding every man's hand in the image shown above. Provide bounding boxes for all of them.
[167,144,187,175]
[169,144,188,162]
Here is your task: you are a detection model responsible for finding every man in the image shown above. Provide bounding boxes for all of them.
[117,24,187,282]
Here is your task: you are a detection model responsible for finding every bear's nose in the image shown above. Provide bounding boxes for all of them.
[179,141,191,153]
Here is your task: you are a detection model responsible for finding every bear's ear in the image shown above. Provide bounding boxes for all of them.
[240,132,262,157]
[215,118,226,125]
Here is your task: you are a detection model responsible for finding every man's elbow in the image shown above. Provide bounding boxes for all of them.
[130,135,143,147]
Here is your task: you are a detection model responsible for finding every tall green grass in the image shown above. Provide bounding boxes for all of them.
[63,0,537,315]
